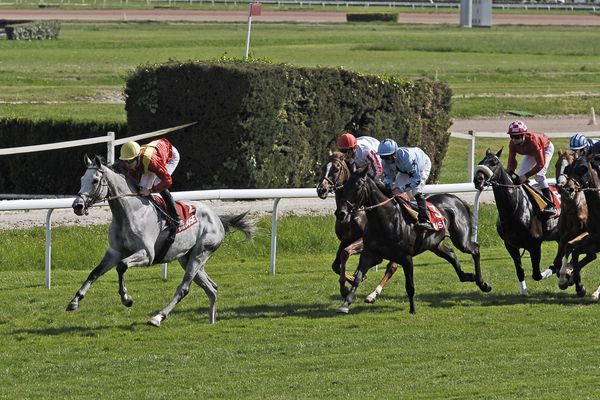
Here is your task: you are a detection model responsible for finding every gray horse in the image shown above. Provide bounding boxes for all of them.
[69,155,255,326]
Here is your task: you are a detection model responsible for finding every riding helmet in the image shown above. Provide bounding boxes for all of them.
[569,133,589,151]
[337,132,357,150]
[507,120,528,135]
[119,141,141,161]
[377,139,398,156]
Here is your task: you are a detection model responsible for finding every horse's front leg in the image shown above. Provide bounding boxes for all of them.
[338,238,364,298]
[504,242,527,296]
[337,250,376,314]
[400,255,416,314]
[66,248,121,311]
[116,249,153,308]
[365,261,398,304]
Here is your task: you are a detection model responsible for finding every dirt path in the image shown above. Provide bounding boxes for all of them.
[2,9,600,25]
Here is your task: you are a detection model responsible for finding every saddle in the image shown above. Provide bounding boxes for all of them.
[521,183,561,219]
[149,196,199,264]
[394,196,447,231]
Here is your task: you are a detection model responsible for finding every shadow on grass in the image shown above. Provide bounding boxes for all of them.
[11,322,146,337]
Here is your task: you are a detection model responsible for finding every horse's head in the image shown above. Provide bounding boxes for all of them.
[473,148,504,191]
[555,149,575,188]
[72,154,109,216]
[335,164,369,223]
[316,151,351,199]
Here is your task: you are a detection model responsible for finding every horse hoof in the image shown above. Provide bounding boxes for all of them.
[337,305,349,314]
[558,281,569,290]
[121,297,133,308]
[479,283,492,293]
[577,287,587,298]
[364,293,377,304]
[66,302,78,312]
[147,315,162,327]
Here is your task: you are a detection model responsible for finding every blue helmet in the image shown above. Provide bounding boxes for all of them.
[377,139,398,156]
[569,133,589,151]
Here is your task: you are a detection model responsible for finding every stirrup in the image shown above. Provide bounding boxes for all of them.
[416,221,434,230]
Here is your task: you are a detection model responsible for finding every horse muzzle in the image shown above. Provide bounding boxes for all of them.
[316,185,329,199]
[72,195,89,216]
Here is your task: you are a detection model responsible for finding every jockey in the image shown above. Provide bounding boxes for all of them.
[120,138,183,227]
[377,138,433,230]
[336,132,383,179]
[568,133,600,155]
[506,120,556,215]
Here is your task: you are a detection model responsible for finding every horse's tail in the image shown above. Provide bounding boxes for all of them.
[219,211,256,242]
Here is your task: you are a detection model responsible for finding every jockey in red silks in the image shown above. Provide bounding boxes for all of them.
[506,120,556,215]
[336,132,383,179]
[120,138,183,227]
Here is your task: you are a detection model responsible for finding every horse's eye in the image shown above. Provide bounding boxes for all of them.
[92,178,99,185]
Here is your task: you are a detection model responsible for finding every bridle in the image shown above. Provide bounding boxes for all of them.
[76,165,110,214]
[475,156,522,189]
[319,158,350,194]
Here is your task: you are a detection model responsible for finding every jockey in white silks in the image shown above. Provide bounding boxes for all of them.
[336,132,383,179]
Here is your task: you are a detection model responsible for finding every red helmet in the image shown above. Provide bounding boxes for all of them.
[507,120,527,135]
[337,132,357,150]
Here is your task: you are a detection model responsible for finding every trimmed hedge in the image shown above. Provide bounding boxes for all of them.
[124,60,452,190]
[346,13,399,22]
[0,119,126,194]
[5,20,60,40]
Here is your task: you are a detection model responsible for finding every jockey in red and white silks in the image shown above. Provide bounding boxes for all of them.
[336,132,383,179]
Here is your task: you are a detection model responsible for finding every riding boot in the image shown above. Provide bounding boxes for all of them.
[161,189,183,227]
[414,193,433,230]
[541,187,556,215]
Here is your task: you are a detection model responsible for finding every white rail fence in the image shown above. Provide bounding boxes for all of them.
[1,125,587,288]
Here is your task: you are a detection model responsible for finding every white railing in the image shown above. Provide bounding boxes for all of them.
[450,130,600,182]
[0,183,489,288]
[1,124,583,288]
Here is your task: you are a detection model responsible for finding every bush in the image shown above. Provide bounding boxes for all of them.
[346,13,399,22]
[124,60,451,190]
[5,20,60,40]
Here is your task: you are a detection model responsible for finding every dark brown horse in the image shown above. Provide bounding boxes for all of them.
[336,166,491,314]
[316,151,399,302]
[563,155,600,299]
[473,148,559,296]
[553,150,591,290]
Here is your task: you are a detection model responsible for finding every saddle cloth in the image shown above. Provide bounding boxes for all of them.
[521,184,561,219]
[151,195,198,233]
[396,196,447,231]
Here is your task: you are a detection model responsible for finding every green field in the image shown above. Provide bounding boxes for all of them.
[1,21,599,121]
[2,211,600,399]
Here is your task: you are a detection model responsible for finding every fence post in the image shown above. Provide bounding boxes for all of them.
[468,130,475,181]
[107,131,115,164]
[270,198,281,275]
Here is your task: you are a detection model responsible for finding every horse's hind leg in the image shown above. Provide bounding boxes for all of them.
[148,250,213,327]
[430,243,476,283]
[66,248,121,311]
[192,268,218,324]
[452,240,491,293]
[365,261,398,304]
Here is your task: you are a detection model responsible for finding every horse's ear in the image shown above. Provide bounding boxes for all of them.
[496,147,503,158]
[93,155,103,167]
[358,165,369,177]
[328,149,333,157]
[350,162,358,174]
[84,154,92,166]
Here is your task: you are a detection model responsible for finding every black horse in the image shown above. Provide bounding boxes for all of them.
[563,155,600,298]
[336,166,491,314]
[316,151,399,301]
[473,148,559,296]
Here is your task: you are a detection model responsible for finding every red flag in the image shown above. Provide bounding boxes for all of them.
[249,2,262,17]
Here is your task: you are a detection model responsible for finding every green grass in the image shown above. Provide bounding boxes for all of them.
[1,21,600,120]
[2,211,600,399]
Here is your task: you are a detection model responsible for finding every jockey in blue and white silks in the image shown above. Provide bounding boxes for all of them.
[377,139,433,229]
